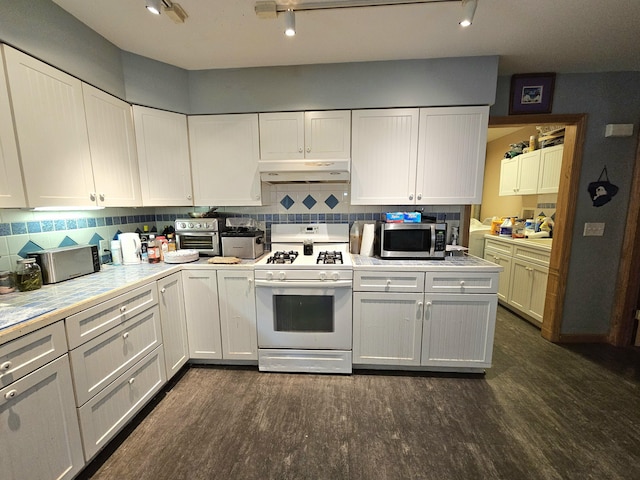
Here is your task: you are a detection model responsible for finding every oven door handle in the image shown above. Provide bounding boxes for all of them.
[255,279,352,288]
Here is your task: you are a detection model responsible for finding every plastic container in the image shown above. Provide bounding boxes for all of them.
[15,258,42,292]
[490,217,503,235]
[148,234,161,264]
[499,217,513,237]
[349,222,361,254]
[512,219,525,238]
[110,240,122,265]
[0,271,16,294]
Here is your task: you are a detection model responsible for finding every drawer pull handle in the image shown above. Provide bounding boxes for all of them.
[425,301,432,308]
[123,332,130,340]
[161,287,166,294]
[0,361,12,371]
[120,306,127,313]
[460,280,465,287]
[4,389,17,400]
[128,378,135,385]
[386,279,392,286]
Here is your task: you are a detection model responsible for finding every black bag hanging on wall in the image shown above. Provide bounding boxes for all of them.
[587,166,619,207]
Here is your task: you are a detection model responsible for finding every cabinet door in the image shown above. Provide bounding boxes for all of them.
[259,112,304,160]
[133,106,193,206]
[182,269,223,360]
[516,150,540,195]
[416,106,489,204]
[0,52,25,208]
[217,270,258,360]
[158,273,189,379]
[483,250,512,302]
[353,292,423,366]
[82,84,142,207]
[3,45,95,207]
[0,355,84,480]
[304,110,351,159]
[422,293,497,368]
[508,259,548,323]
[537,145,564,194]
[351,108,419,205]
[189,114,262,206]
[499,156,519,196]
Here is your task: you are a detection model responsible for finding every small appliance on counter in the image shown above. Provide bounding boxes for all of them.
[174,217,227,256]
[28,244,100,284]
[220,217,265,259]
[377,219,447,260]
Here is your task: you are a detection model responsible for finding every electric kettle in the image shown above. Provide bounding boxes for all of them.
[118,233,141,264]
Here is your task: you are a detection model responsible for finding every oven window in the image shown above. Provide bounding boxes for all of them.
[273,295,334,332]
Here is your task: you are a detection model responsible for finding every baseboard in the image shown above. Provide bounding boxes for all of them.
[556,333,609,343]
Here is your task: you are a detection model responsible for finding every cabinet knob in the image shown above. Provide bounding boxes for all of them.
[123,332,130,340]
[4,389,17,400]
[306,147,311,153]
[409,193,414,201]
[99,193,105,202]
[161,287,166,294]
[460,280,465,287]
[426,301,432,307]
[120,306,127,313]
[0,361,12,372]
[128,378,135,385]
[89,192,96,201]
[187,195,192,200]
[417,193,422,200]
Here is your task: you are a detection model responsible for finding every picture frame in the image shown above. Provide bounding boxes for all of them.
[509,72,556,115]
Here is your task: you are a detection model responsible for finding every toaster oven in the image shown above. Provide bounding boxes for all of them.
[174,218,225,256]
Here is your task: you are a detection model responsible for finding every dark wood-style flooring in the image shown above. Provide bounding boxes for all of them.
[79,307,640,480]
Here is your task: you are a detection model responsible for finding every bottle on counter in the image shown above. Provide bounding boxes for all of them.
[156,235,168,261]
[110,240,123,265]
[140,225,149,262]
[15,258,42,292]
[167,233,177,252]
[148,234,160,264]
[349,222,361,254]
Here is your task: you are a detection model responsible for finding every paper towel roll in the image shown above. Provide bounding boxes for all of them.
[360,223,375,257]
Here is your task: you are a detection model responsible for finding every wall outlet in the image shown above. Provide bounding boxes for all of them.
[583,222,605,236]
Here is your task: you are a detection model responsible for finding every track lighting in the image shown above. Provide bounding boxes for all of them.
[284,9,296,37]
[145,0,162,15]
[459,0,477,27]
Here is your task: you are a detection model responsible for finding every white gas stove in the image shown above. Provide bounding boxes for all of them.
[254,224,353,374]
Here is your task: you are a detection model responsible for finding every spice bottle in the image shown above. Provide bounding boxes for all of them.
[16,258,43,291]
[148,234,160,264]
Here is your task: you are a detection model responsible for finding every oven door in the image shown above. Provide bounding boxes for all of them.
[176,232,220,256]
[256,283,352,350]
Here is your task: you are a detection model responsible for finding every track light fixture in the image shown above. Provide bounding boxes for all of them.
[145,0,162,15]
[284,9,296,36]
[459,0,477,27]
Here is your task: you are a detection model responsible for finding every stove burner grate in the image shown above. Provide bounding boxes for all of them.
[316,251,343,265]
[267,251,299,264]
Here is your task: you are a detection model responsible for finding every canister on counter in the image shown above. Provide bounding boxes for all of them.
[0,271,16,294]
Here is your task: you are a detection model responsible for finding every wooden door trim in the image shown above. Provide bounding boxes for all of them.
[609,131,640,346]
[489,114,588,343]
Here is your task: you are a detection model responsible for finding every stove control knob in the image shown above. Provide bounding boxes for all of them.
[266,271,273,281]
[178,222,186,229]
[278,271,286,281]
[195,223,201,229]
[319,271,327,281]
[331,272,340,281]
[188,223,194,229]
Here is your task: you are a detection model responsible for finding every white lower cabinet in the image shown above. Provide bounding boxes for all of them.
[158,273,189,379]
[78,346,166,460]
[508,259,549,323]
[483,249,513,302]
[0,335,84,480]
[217,269,258,360]
[182,269,223,360]
[421,293,497,368]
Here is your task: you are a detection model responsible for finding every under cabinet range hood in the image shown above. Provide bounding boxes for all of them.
[258,159,350,183]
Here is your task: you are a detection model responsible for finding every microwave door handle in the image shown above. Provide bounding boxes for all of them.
[430,224,436,257]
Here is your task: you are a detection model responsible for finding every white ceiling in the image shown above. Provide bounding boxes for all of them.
[52,0,640,74]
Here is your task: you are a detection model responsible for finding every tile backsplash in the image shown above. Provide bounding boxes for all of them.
[0,184,463,271]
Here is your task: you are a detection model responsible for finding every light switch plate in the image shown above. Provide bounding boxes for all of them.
[583,222,605,236]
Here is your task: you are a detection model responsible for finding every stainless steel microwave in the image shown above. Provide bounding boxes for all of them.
[378,222,447,259]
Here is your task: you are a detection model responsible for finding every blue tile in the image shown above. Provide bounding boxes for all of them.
[18,240,44,258]
[96,217,105,227]
[55,219,67,231]
[27,221,41,234]
[318,214,326,222]
[89,233,104,246]
[105,217,113,226]
[288,214,295,222]
[302,214,310,222]
[59,236,78,247]
[87,218,97,228]
[302,195,317,210]
[127,216,135,224]
[272,214,279,222]
[0,223,10,236]
[113,217,121,225]
[162,214,170,221]
[41,220,54,232]
[120,216,127,224]
[295,214,303,222]
[280,195,295,210]
[11,222,27,235]
[76,218,88,229]
[133,215,140,223]
[67,219,78,230]
[257,214,265,221]
[324,194,339,210]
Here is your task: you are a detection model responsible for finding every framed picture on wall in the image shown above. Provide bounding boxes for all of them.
[509,73,556,115]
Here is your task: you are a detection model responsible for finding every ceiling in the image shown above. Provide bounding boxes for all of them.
[51,0,640,75]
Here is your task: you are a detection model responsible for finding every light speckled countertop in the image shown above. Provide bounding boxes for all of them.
[352,253,503,272]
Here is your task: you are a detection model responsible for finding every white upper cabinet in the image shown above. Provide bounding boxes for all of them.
[416,106,489,204]
[499,145,563,196]
[188,114,262,206]
[0,49,25,208]
[537,145,564,194]
[259,110,350,160]
[133,105,193,206]
[351,108,420,205]
[2,45,95,207]
[82,84,142,207]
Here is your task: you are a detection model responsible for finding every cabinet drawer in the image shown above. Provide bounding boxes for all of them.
[70,306,162,406]
[354,271,425,293]
[513,245,551,266]
[78,346,166,461]
[66,283,158,349]
[484,238,513,257]
[425,272,499,294]
[0,321,67,388]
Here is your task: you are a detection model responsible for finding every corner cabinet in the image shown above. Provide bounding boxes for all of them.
[157,273,189,379]
[0,48,25,208]
[258,110,351,160]
[217,269,258,361]
[133,106,193,206]
[188,114,263,206]
[350,106,489,205]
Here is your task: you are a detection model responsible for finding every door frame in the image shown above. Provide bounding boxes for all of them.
[488,114,588,343]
